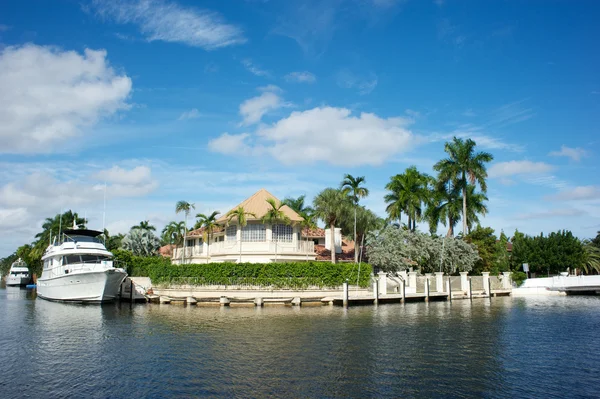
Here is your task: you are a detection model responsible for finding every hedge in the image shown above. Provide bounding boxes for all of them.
[112,250,372,289]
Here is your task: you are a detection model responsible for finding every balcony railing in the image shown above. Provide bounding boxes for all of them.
[173,240,315,260]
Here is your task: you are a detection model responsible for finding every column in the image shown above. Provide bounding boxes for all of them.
[399,270,408,285]
[460,272,469,292]
[378,271,387,296]
[373,278,379,304]
[408,271,417,289]
[434,272,444,293]
[482,272,490,296]
[502,272,512,289]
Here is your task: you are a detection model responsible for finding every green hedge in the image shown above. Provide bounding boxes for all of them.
[112,250,372,289]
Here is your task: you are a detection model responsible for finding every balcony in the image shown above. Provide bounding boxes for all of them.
[172,240,315,262]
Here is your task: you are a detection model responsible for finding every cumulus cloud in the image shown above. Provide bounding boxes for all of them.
[89,0,245,50]
[549,145,587,162]
[0,44,132,154]
[488,161,554,178]
[284,71,316,83]
[257,107,415,166]
[208,133,251,155]
[178,108,201,120]
[93,166,152,186]
[548,186,600,201]
[239,86,288,126]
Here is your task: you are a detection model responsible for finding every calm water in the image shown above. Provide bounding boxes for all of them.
[1,286,599,399]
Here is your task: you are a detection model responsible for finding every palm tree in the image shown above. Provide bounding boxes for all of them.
[385,167,430,232]
[35,210,86,246]
[225,207,256,262]
[340,175,369,263]
[465,185,489,233]
[195,211,221,257]
[313,188,350,264]
[161,221,185,246]
[131,220,156,231]
[433,137,494,235]
[175,200,195,263]
[262,198,292,261]
[582,240,600,274]
[282,195,314,216]
[299,211,317,261]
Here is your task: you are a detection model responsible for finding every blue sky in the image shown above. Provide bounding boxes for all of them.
[0,0,599,256]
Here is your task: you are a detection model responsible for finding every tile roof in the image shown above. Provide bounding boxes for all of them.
[216,188,304,224]
[158,244,175,257]
[188,225,224,237]
[301,227,325,238]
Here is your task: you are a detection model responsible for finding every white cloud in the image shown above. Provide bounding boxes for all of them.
[284,71,316,83]
[516,208,586,220]
[242,58,270,77]
[255,106,416,166]
[208,133,251,155]
[90,0,245,50]
[548,186,600,201]
[178,108,201,120]
[239,87,287,126]
[336,69,378,94]
[488,161,554,178]
[549,145,587,162]
[93,166,152,186]
[0,44,132,154]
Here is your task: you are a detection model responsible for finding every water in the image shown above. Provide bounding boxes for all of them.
[1,286,599,399]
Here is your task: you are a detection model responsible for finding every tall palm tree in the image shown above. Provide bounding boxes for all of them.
[299,211,317,261]
[340,174,369,263]
[195,211,221,257]
[385,167,430,232]
[313,188,350,264]
[225,207,256,262]
[161,221,185,246]
[433,137,493,235]
[262,198,292,261]
[175,200,195,263]
[132,220,156,231]
[464,185,489,233]
[582,240,600,274]
[35,210,86,246]
[282,195,315,216]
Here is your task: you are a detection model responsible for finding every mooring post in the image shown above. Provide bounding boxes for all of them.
[488,278,493,300]
[401,279,406,303]
[119,280,123,301]
[373,278,379,305]
[469,278,473,301]
[447,277,452,302]
[129,279,134,303]
[343,281,349,307]
[424,277,430,302]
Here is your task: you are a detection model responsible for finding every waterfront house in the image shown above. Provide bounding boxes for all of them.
[172,189,344,264]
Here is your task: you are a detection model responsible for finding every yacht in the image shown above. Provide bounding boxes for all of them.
[6,258,31,286]
[37,226,127,302]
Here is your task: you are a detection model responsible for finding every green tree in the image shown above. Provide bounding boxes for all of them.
[194,211,221,257]
[465,226,498,274]
[131,220,156,231]
[121,228,161,257]
[340,174,370,262]
[225,207,256,262]
[262,198,292,261]
[582,240,600,274]
[385,167,430,232]
[433,137,493,236]
[175,200,195,263]
[282,195,314,216]
[161,221,185,247]
[313,188,350,264]
[495,231,511,273]
[591,232,600,248]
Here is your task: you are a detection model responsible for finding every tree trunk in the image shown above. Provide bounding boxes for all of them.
[408,216,412,231]
[462,178,467,236]
[182,214,187,264]
[330,222,336,264]
[446,216,454,237]
[354,206,358,263]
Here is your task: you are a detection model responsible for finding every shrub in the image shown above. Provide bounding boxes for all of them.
[511,271,527,287]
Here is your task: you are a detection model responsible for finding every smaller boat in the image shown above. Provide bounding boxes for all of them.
[6,258,31,287]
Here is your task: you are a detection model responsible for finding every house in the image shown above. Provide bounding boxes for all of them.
[171,189,342,264]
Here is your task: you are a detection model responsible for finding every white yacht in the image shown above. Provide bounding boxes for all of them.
[5,258,31,286]
[37,227,127,302]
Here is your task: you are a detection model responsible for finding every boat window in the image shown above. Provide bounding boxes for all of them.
[98,256,111,262]
[81,255,99,263]
[64,235,101,244]
[64,255,82,265]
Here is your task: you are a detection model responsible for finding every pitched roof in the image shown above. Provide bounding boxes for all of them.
[216,188,304,224]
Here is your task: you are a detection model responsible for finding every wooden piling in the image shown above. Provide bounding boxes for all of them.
[425,278,430,302]
[447,277,452,302]
[401,279,406,303]
[129,279,134,303]
[469,278,473,301]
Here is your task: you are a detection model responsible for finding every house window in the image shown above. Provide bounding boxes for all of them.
[226,225,237,241]
[242,224,266,242]
[273,224,293,242]
[187,239,195,247]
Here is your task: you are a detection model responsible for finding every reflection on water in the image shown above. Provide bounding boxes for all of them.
[1,287,599,398]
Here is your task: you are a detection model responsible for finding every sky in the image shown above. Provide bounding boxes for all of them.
[0,0,599,256]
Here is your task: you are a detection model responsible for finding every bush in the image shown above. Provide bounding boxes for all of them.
[112,251,372,289]
[511,271,527,287]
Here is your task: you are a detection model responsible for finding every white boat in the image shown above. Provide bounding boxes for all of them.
[37,227,127,303]
[6,258,31,286]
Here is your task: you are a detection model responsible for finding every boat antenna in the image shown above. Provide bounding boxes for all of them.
[58,208,63,241]
[102,182,107,244]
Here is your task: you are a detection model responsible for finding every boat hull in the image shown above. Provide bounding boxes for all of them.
[37,269,127,303]
[6,276,30,287]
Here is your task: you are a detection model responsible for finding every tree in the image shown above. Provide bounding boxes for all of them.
[121,228,161,257]
[175,200,195,263]
[225,207,256,262]
[591,232,600,248]
[433,137,493,235]
[282,195,314,216]
[340,174,370,263]
[385,167,430,232]
[261,198,292,261]
[161,221,185,247]
[131,220,156,231]
[339,206,384,260]
[582,240,600,274]
[101,229,125,252]
[465,226,503,274]
[194,211,221,257]
[313,188,351,264]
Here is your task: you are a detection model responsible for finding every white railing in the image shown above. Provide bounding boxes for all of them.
[172,240,315,260]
